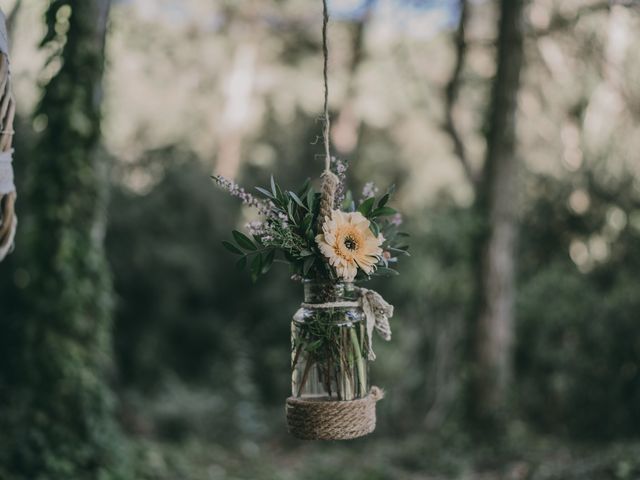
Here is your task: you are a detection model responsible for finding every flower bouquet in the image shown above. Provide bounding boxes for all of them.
[214,158,408,439]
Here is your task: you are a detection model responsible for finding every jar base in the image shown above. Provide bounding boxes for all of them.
[285,386,384,440]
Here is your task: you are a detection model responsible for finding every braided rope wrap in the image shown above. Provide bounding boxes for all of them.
[286,386,384,440]
[316,170,338,230]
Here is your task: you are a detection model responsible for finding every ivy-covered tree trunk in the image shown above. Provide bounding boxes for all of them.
[467,0,525,434]
[1,1,125,478]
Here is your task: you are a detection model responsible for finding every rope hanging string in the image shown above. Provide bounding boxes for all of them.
[317,0,339,229]
[321,0,331,173]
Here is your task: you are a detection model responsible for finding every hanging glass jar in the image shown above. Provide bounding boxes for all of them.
[291,280,369,401]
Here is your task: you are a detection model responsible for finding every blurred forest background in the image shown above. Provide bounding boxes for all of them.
[1,0,640,479]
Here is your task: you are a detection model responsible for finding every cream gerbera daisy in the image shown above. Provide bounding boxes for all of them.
[316,210,384,282]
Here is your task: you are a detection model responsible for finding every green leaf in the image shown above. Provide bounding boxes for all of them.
[289,191,307,210]
[236,256,247,271]
[270,175,278,198]
[232,230,257,251]
[255,186,274,199]
[252,234,264,247]
[301,213,313,234]
[371,206,397,218]
[222,241,243,255]
[262,250,275,274]
[306,227,316,243]
[303,257,315,276]
[358,197,376,217]
[287,200,296,225]
[299,249,313,257]
[374,267,400,277]
[342,190,353,210]
[387,247,410,257]
[369,221,380,237]
[306,188,315,211]
[298,178,311,197]
[377,193,390,208]
[250,254,262,282]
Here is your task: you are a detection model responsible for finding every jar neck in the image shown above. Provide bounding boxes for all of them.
[303,281,356,303]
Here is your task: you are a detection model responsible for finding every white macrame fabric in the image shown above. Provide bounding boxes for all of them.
[0,9,16,262]
[293,287,393,361]
[0,149,14,194]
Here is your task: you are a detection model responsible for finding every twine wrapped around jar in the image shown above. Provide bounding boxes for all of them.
[286,386,384,440]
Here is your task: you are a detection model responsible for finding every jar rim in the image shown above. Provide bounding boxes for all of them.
[302,278,354,286]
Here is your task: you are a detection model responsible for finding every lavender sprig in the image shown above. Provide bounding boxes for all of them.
[361,181,379,203]
[213,175,272,217]
[331,156,349,207]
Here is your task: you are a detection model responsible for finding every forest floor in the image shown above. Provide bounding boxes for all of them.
[133,433,640,480]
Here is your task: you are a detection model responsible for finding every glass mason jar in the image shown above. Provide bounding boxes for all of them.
[291,280,369,401]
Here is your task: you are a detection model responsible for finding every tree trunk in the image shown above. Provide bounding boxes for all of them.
[0,1,126,478]
[468,0,525,433]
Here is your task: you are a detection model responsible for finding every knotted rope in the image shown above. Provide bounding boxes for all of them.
[0,10,16,261]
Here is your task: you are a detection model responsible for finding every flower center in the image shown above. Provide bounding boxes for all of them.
[343,235,358,251]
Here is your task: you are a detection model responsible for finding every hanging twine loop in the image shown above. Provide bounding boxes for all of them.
[0,10,17,261]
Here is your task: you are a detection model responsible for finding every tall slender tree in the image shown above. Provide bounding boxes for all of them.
[444,0,526,433]
[0,1,125,478]
[467,0,525,432]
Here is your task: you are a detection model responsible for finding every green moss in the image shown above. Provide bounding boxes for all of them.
[0,2,128,478]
